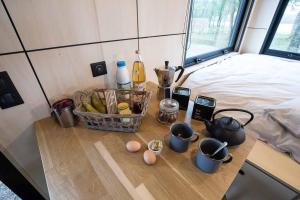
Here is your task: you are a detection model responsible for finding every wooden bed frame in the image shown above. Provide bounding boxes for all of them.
[247,140,300,194]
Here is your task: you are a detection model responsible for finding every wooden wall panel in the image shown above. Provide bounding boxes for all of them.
[0,54,49,147]
[101,39,138,88]
[139,35,184,84]
[94,0,138,41]
[29,44,107,103]
[0,3,22,53]
[138,0,188,37]
[5,0,100,49]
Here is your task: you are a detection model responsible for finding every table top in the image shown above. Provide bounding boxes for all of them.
[35,82,256,200]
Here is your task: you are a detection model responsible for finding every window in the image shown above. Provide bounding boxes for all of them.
[184,0,249,66]
[261,0,300,60]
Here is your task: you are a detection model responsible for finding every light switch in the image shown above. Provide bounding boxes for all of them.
[0,78,6,91]
[0,71,24,109]
[0,93,16,107]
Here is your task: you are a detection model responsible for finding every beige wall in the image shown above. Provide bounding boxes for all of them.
[240,0,280,53]
[0,0,189,198]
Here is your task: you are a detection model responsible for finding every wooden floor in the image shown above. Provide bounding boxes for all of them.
[35,82,256,200]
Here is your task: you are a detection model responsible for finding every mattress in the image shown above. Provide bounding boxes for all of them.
[183,53,300,163]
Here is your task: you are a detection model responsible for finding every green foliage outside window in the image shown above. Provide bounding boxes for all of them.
[187,0,241,58]
[270,0,300,53]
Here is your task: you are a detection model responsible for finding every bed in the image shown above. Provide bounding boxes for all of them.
[182,53,300,192]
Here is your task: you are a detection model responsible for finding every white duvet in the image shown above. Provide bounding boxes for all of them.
[183,54,300,163]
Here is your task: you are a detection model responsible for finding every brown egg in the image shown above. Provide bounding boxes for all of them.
[143,150,157,165]
[126,141,141,153]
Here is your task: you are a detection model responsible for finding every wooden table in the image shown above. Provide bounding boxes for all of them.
[35,82,256,200]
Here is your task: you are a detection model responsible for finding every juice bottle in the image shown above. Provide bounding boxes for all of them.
[132,50,146,91]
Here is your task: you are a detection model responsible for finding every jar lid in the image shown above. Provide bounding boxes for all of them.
[117,60,126,68]
[160,98,179,112]
[118,102,129,111]
[52,98,74,111]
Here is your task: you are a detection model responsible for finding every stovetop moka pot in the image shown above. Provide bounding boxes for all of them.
[154,61,184,87]
[154,61,184,100]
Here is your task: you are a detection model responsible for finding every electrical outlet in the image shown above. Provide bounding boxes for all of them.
[90,61,107,77]
[0,71,24,109]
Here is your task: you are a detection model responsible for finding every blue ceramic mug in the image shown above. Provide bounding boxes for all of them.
[169,123,199,153]
[196,138,233,173]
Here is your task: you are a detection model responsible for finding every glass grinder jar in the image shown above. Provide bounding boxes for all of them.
[157,98,179,124]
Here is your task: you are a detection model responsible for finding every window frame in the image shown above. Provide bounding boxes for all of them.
[260,0,300,60]
[184,0,250,67]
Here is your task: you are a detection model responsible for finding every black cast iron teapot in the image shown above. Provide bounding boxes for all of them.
[204,108,254,146]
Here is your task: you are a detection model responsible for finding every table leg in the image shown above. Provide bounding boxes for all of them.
[222,194,228,200]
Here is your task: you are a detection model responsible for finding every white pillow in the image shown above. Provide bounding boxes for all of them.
[265,98,300,138]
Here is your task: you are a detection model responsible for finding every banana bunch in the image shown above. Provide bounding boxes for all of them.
[91,94,107,113]
[83,102,98,113]
[82,94,107,113]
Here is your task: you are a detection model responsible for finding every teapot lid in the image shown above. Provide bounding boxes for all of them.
[218,117,241,131]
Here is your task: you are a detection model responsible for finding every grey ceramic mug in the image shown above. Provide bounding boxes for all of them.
[169,123,199,153]
[195,138,233,173]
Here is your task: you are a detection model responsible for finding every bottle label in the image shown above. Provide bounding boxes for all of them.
[133,82,145,91]
[117,82,131,90]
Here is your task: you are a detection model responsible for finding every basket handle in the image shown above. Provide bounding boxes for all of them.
[73,91,89,107]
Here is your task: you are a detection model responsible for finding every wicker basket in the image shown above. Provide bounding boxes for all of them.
[73,89,152,133]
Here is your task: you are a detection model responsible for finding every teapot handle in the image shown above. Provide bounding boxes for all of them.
[212,108,254,127]
[175,66,185,82]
